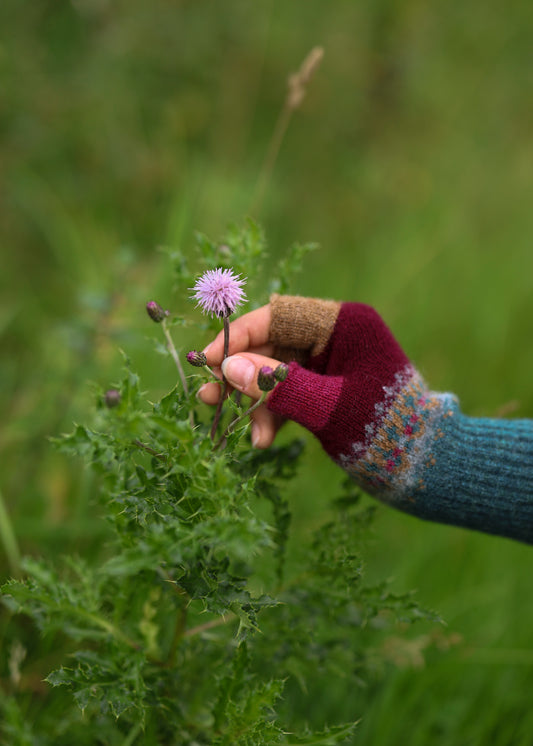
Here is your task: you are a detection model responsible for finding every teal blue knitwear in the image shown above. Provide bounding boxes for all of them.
[413,404,533,543]
[266,295,533,544]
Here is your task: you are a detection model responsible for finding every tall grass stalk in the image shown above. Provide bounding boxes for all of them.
[0,489,21,578]
[251,46,324,214]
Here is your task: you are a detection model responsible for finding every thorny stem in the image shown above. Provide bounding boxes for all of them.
[183,613,236,638]
[214,392,268,450]
[133,439,167,463]
[210,315,230,441]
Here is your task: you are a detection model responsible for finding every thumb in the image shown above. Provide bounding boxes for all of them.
[221,353,283,400]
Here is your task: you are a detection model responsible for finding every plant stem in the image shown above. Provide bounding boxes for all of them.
[251,101,292,215]
[166,605,188,667]
[210,315,230,441]
[214,393,267,450]
[161,319,194,427]
[132,439,167,463]
[121,721,143,746]
[161,319,189,397]
[202,364,217,379]
[163,575,190,666]
[0,488,21,578]
[250,46,324,215]
[59,605,141,651]
[183,613,236,639]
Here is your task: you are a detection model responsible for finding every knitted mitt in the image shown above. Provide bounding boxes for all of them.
[267,295,533,543]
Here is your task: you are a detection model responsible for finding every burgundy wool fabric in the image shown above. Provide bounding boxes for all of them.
[268,302,410,460]
[266,296,533,544]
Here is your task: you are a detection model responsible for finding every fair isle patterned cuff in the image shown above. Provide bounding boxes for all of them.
[338,365,455,504]
[338,364,533,543]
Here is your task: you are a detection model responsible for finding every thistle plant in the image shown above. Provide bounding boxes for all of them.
[0,224,441,746]
[190,267,247,440]
[185,350,207,367]
[188,269,287,448]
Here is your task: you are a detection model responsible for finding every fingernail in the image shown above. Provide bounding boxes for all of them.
[202,342,212,355]
[221,356,255,389]
[196,384,208,401]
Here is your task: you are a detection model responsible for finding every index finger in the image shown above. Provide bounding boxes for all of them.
[202,304,272,366]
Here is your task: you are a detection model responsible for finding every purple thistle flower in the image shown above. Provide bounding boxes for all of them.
[146,300,169,323]
[274,363,289,382]
[190,268,247,318]
[257,365,277,392]
[104,389,121,408]
[186,350,207,367]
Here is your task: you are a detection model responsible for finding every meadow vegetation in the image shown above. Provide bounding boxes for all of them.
[1,1,533,743]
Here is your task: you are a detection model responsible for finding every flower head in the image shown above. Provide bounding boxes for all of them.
[104,389,121,408]
[190,268,246,318]
[146,300,169,323]
[274,363,289,382]
[186,350,207,367]
[257,365,277,392]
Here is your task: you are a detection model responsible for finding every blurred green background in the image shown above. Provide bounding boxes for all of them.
[1,0,533,743]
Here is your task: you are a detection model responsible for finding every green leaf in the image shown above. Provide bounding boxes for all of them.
[3,222,446,742]
[269,241,319,296]
[151,415,194,442]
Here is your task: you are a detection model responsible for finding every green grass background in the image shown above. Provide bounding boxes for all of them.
[1,1,533,743]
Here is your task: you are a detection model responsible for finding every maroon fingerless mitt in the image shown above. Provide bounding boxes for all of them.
[266,295,533,543]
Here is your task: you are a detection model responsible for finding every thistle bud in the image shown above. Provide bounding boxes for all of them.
[186,350,207,367]
[104,389,121,408]
[274,363,289,382]
[146,300,169,323]
[257,366,277,392]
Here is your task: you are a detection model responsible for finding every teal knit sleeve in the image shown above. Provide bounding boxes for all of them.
[266,297,533,544]
[410,400,533,543]
[340,386,533,544]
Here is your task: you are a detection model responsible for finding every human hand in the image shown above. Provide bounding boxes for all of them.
[198,294,413,464]
[197,304,285,448]
[199,294,533,545]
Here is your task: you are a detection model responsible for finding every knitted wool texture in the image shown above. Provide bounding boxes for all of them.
[267,295,533,544]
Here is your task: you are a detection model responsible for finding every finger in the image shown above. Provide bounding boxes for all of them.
[205,344,274,369]
[197,381,284,447]
[221,352,283,401]
[197,381,224,406]
[203,305,273,366]
[267,363,342,435]
[250,405,284,449]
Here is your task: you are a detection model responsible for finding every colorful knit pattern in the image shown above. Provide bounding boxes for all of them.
[267,295,533,544]
[338,366,453,501]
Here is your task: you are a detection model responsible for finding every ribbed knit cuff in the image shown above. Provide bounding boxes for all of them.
[410,406,533,543]
[268,295,533,543]
[339,389,533,544]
